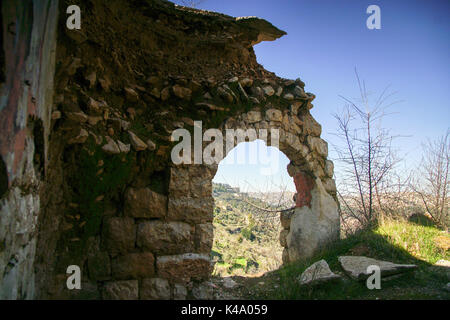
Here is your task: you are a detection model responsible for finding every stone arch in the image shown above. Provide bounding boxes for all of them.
[166,100,340,288]
[220,106,340,264]
[24,1,341,300]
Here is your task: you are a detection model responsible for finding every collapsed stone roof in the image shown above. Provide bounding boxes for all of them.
[62,0,287,84]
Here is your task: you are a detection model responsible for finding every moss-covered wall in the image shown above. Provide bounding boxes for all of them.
[6,0,339,300]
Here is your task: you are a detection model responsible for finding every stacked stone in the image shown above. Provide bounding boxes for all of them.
[210,77,339,264]
[96,168,215,299]
[37,1,340,299]
[48,71,340,299]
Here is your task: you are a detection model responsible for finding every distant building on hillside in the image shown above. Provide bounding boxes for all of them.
[212,182,240,195]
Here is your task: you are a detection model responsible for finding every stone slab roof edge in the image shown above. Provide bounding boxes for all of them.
[149,0,287,45]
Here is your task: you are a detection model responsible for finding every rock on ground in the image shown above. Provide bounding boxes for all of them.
[298,259,341,286]
[338,256,417,280]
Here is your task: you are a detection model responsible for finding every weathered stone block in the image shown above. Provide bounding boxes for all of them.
[302,113,322,137]
[283,132,303,152]
[156,253,212,283]
[194,223,214,253]
[168,167,190,198]
[265,108,283,122]
[102,280,138,300]
[287,178,339,262]
[338,256,417,280]
[124,187,167,218]
[325,160,334,178]
[102,217,135,256]
[111,252,155,280]
[298,259,341,286]
[307,136,328,157]
[140,278,170,300]
[137,221,194,254]
[189,175,212,198]
[88,251,111,281]
[246,111,262,123]
[173,283,187,300]
[167,197,214,223]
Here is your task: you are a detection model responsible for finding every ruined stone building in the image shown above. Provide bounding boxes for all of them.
[0,0,339,299]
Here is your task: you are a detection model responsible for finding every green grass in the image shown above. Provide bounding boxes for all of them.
[251,218,449,300]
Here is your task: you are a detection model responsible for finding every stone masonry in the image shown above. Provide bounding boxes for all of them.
[0,0,339,299]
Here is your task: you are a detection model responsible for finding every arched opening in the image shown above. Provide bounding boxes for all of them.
[211,139,295,278]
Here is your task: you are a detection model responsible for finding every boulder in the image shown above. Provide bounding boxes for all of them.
[338,256,417,280]
[298,259,341,286]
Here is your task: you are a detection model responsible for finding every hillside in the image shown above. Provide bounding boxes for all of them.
[211,217,450,300]
[211,183,293,277]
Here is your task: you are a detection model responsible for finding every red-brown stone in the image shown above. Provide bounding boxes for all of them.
[293,172,315,208]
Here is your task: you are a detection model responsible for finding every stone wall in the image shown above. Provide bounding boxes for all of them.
[1,0,339,299]
[0,0,58,299]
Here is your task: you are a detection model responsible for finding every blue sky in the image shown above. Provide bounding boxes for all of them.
[171,0,450,192]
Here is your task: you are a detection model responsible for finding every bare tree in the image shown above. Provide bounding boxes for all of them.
[240,177,295,229]
[411,130,449,228]
[333,70,402,228]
